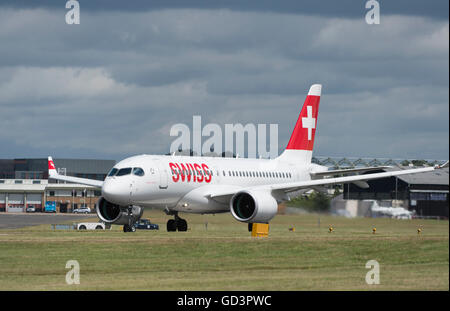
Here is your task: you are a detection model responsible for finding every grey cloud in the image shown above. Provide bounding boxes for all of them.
[2,0,448,20]
[0,7,448,160]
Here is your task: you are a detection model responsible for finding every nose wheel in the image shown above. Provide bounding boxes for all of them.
[166,212,188,232]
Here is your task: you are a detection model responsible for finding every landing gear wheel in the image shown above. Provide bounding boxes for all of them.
[167,219,177,232]
[177,219,188,232]
[248,223,253,232]
[123,224,136,232]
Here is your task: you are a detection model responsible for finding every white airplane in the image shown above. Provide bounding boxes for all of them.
[48,84,446,232]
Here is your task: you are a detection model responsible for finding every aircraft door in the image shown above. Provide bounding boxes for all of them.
[154,159,168,189]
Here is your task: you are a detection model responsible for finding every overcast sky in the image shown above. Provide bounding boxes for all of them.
[0,0,448,161]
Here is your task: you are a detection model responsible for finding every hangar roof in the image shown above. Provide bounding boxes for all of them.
[384,167,449,186]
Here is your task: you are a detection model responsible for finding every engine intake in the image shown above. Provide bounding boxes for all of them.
[96,197,143,225]
[230,190,278,223]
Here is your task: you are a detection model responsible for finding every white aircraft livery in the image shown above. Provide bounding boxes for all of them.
[48,84,447,232]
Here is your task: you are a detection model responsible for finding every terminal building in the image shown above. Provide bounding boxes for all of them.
[0,158,115,213]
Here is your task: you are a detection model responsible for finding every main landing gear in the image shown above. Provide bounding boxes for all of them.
[166,212,188,232]
[123,224,136,232]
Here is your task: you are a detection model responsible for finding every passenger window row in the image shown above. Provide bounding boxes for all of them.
[223,170,292,179]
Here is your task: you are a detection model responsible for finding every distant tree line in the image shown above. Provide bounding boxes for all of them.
[287,191,332,212]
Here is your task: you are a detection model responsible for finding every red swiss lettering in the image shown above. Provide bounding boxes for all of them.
[169,162,179,182]
[202,163,211,183]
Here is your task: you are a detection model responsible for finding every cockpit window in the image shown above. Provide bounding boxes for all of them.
[133,167,145,177]
[107,168,118,177]
[116,167,132,176]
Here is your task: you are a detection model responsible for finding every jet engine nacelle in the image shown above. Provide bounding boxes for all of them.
[96,197,143,225]
[230,190,278,223]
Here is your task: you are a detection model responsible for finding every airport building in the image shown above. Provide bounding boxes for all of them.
[0,158,115,213]
[340,167,449,219]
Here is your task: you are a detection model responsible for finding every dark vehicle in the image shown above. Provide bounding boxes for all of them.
[134,219,159,230]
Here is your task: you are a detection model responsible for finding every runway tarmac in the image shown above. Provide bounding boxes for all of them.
[0,213,94,229]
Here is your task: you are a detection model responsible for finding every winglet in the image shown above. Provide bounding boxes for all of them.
[48,156,57,177]
[435,160,449,169]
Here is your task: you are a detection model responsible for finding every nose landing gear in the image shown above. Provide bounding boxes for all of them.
[166,212,188,232]
[123,205,138,233]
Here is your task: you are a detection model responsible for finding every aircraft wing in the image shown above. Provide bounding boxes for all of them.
[209,165,439,199]
[310,166,392,177]
[48,157,104,188]
[269,166,435,193]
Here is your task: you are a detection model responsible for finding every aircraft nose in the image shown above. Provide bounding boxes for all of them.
[102,180,129,205]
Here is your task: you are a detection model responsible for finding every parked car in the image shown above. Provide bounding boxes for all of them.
[77,222,106,230]
[134,219,159,230]
[73,207,91,214]
[26,205,36,213]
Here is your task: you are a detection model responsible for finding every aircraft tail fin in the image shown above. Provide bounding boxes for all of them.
[48,156,57,177]
[277,84,321,165]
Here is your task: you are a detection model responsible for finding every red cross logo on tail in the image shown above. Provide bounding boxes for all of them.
[302,106,316,141]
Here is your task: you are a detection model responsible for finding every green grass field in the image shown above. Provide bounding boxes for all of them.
[0,210,448,290]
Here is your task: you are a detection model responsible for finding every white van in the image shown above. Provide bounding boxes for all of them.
[76,222,106,230]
